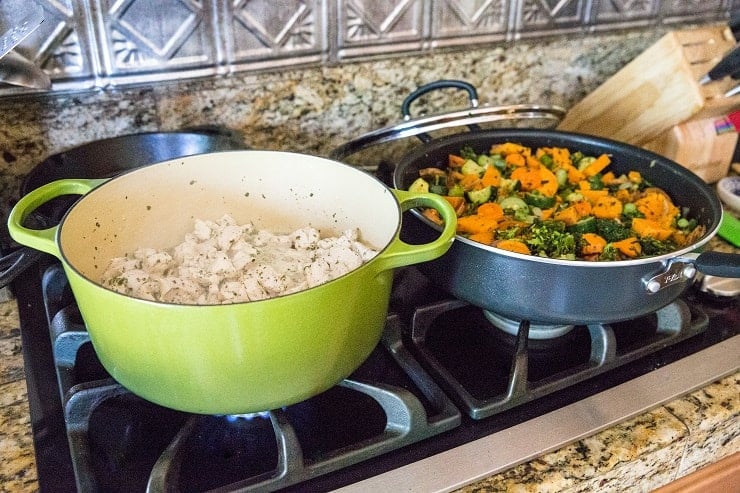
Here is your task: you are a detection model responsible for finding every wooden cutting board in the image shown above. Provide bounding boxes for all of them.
[558,26,740,146]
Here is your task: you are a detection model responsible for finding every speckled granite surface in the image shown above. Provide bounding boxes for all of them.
[0,24,738,492]
[0,28,660,217]
[453,373,740,493]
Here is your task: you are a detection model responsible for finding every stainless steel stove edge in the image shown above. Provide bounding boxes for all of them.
[333,334,740,493]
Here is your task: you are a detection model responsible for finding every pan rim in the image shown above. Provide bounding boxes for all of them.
[395,128,724,266]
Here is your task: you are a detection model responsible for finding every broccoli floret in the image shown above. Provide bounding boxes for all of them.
[460,145,477,161]
[599,243,620,261]
[595,218,631,242]
[525,220,577,259]
[639,237,676,256]
[496,226,524,240]
[587,174,604,190]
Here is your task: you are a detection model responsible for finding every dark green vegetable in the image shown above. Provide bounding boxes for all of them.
[525,220,576,259]
[598,243,619,261]
[639,237,677,256]
[524,190,556,209]
[587,174,604,190]
[568,216,597,234]
[595,218,631,242]
[460,145,477,161]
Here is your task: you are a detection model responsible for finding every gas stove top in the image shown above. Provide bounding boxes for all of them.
[10,251,739,492]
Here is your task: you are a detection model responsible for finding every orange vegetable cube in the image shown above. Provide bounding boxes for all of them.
[612,237,642,257]
[510,166,541,191]
[580,233,607,255]
[505,153,526,167]
[554,205,581,225]
[422,208,443,225]
[539,207,556,220]
[536,166,559,197]
[539,147,571,168]
[582,154,611,177]
[480,165,501,187]
[457,215,498,235]
[495,239,531,255]
[491,142,531,156]
[443,196,467,216]
[476,202,504,220]
[525,155,543,168]
[601,171,617,185]
[573,200,593,216]
[592,196,623,219]
[581,189,609,204]
[459,174,481,190]
[635,192,679,225]
[468,231,495,245]
[631,218,673,241]
[566,165,585,184]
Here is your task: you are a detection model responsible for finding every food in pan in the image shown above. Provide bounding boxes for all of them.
[408,142,706,261]
[101,214,378,304]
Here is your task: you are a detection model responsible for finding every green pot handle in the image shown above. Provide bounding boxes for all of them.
[8,178,107,258]
[371,188,457,273]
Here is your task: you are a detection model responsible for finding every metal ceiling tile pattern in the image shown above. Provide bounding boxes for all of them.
[0,0,735,96]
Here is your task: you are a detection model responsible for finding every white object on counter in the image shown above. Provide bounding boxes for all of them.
[717,176,740,213]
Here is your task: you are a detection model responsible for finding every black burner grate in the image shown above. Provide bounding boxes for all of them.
[40,263,460,492]
[408,298,708,419]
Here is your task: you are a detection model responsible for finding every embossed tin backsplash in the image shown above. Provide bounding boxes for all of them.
[0,0,737,97]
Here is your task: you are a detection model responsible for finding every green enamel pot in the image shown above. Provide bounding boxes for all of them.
[8,150,456,414]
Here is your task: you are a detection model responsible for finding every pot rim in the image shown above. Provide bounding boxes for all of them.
[62,150,404,306]
[9,149,453,309]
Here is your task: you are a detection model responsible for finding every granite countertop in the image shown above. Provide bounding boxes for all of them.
[0,25,738,492]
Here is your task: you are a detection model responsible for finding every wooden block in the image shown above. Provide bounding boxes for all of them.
[558,26,740,145]
[642,115,738,183]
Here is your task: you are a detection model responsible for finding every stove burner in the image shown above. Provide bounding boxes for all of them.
[40,263,460,492]
[14,257,737,492]
[483,309,575,339]
[409,298,709,419]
